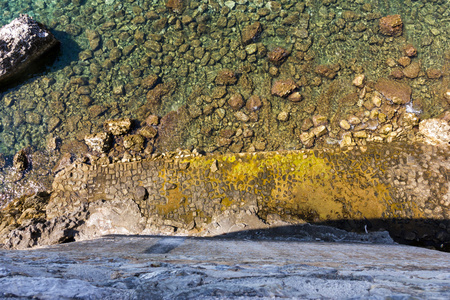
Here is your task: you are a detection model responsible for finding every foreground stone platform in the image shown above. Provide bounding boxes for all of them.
[0,235,449,299]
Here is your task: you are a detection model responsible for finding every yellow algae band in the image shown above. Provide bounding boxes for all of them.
[183,150,393,222]
[2,142,449,249]
[46,142,446,228]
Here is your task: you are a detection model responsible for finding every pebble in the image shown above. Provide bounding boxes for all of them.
[339,120,351,130]
[277,111,289,122]
[347,115,361,125]
[224,1,235,10]
[403,62,420,79]
[311,125,327,138]
[299,131,315,148]
[397,56,411,67]
[228,93,245,110]
[352,74,365,88]
[246,95,262,111]
[235,111,250,122]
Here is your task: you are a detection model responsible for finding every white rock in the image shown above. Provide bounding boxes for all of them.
[224,1,235,10]
[419,119,450,146]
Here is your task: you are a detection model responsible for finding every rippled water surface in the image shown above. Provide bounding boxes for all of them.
[0,0,449,204]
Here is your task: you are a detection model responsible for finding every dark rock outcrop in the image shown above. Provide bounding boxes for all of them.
[12,149,28,172]
[4,204,88,249]
[0,14,59,85]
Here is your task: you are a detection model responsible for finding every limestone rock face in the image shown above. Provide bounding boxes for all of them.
[76,199,146,240]
[4,204,88,250]
[1,235,448,299]
[0,14,59,84]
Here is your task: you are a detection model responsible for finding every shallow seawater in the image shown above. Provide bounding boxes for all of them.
[0,0,449,204]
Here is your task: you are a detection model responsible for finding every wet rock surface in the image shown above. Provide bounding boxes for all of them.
[0,235,448,299]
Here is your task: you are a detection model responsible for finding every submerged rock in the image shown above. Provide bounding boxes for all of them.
[271,79,298,97]
[12,149,28,172]
[215,69,237,85]
[267,46,290,65]
[403,61,420,78]
[379,14,403,37]
[104,118,132,136]
[228,93,245,110]
[403,44,417,57]
[166,0,185,14]
[241,22,262,45]
[0,15,59,85]
[374,78,411,104]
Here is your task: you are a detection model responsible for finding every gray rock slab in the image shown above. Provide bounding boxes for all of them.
[0,14,59,85]
[0,235,449,299]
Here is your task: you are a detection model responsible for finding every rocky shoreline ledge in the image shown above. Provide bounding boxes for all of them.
[1,134,449,251]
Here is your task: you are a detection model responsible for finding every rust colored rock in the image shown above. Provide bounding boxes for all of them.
[156,106,190,152]
[390,68,404,79]
[271,79,298,98]
[403,44,417,57]
[287,91,303,102]
[379,15,403,37]
[403,62,420,79]
[166,0,185,14]
[397,56,411,67]
[141,74,160,89]
[246,95,262,111]
[228,93,245,110]
[314,65,337,79]
[267,46,290,65]
[241,22,262,45]
[146,81,176,104]
[375,78,411,104]
[145,114,159,126]
[219,129,235,138]
[312,115,328,127]
[426,68,442,79]
[13,149,28,172]
[138,126,158,139]
[215,69,237,85]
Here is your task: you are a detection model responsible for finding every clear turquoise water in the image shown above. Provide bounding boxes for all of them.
[0,0,449,203]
